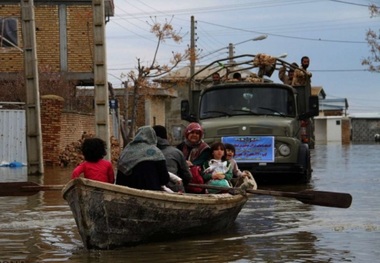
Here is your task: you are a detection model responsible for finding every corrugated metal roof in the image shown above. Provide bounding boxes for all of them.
[319,98,348,110]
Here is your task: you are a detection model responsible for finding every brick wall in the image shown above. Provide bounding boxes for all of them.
[323,110,344,116]
[41,95,64,165]
[41,95,101,166]
[35,5,60,70]
[40,93,170,165]
[59,111,96,151]
[341,117,350,144]
[0,3,93,73]
[66,5,93,72]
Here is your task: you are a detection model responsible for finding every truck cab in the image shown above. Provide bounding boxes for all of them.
[181,54,319,183]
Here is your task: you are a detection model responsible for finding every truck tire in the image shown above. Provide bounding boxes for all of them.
[298,144,312,183]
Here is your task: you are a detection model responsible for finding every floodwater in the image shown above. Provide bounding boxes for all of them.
[0,144,379,263]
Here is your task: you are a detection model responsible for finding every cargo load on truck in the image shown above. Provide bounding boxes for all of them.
[180,54,319,184]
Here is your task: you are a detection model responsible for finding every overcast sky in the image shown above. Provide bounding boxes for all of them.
[105,0,379,114]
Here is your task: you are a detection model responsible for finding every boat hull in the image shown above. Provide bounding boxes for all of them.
[62,178,248,249]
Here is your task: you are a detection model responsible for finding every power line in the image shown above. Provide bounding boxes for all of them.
[329,0,377,8]
[197,20,368,44]
[312,69,370,72]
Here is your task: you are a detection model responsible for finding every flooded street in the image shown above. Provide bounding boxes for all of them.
[0,144,379,262]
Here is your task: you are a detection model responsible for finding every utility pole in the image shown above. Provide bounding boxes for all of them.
[189,16,195,106]
[228,43,234,65]
[21,0,44,175]
[92,0,110,159]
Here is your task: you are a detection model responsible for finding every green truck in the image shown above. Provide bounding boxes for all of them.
[180,54,319,183]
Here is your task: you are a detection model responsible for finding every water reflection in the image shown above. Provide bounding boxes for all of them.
[0,145,379,262]
[0,167,77,262]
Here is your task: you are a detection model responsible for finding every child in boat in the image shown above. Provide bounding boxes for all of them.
[202,142,233,194]
[224,143,257,190]
[224,143,247,178]
[71,137,115,184]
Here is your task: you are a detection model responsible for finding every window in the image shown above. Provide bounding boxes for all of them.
[0,17,18,48]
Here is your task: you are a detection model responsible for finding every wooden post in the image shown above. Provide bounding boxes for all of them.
[92,0,110,159]
[21,0,44,175]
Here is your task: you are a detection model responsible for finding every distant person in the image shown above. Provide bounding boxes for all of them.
[232,72,242,81]
[153,125,192,192]
[212,72,221,85]
[301,56,310,71]
[292,56,312,86]
[71,137,115,184]
[279,62,298,85]
[116,126,170,191]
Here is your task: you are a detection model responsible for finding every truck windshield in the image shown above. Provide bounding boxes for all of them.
[199,86,296,119]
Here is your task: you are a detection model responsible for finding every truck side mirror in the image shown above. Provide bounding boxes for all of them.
[308,96,319,117]
[299,96,319,120]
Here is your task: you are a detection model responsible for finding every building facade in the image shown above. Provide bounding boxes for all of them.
[0,0,114,85]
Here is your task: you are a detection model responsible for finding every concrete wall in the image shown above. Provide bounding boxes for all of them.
[314,116,350,144]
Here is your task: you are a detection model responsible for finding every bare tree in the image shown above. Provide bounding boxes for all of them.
[119,17,189,146]
[362,4,380,72]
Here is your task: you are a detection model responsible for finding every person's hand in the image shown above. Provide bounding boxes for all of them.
[186,160,193,167]
[241,171,249,177]
[212,172,225,179]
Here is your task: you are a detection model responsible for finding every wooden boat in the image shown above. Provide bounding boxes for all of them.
[62,178,249,249]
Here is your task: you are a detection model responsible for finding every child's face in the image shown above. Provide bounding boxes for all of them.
[225,149,235,160]
[212,147,225,160]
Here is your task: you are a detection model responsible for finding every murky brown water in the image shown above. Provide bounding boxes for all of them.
[0,144,379,262]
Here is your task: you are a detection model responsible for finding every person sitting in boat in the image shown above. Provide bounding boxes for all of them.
[224,143,249,179]
[177,122,211,167]
[177,122,211,193]
[224,143,258,189]
[202,142,233,194]
[71,137,115,184]
[153,125,192,193]
[116,126,170,191]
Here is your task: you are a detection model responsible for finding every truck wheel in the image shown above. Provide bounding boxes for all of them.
[298,144,311,183]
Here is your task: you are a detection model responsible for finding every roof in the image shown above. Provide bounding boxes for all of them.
[319,98,349,111]
[311,86,326,99]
